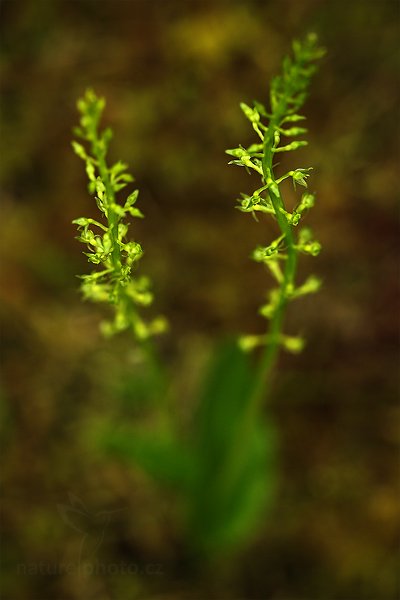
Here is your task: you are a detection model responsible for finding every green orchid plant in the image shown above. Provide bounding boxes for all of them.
[71,33,325,556]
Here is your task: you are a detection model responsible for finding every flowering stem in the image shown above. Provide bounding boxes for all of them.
[221,33,325,494]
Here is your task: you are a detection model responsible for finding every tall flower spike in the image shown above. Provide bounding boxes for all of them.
[227,33,325,356]
[72,89,167,341]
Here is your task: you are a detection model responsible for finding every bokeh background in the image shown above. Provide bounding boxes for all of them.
[1,0,399,598]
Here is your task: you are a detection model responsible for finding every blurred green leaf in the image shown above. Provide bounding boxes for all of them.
[104,426,194,489]
[187,340,278,552]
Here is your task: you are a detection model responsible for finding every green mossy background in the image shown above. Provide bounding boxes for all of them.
[1,0,398,598]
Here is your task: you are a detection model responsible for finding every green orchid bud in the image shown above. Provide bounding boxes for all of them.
[240,102,260,124]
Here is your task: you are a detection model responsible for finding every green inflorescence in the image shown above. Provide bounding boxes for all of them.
[226,33,325,356]
[72,89,167,340]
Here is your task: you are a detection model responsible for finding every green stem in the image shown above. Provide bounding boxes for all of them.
[88,118,121,273]
[90,128,128,324]
[97,154,121,272]
[248,237,297,417]
[217,116,298,497]
[248,116,298,415]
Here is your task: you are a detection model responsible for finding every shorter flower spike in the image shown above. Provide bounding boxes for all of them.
[72,89,167,342]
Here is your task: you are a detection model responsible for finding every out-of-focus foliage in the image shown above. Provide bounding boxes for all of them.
[101,341,277,555]
[1,0,399,599]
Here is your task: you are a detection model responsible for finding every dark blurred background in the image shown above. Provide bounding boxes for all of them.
[1,0,399,598]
